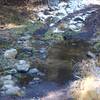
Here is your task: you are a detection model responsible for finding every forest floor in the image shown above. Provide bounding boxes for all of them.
[0,2,100,100]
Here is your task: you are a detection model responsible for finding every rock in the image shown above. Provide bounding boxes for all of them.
[28,68,39,74]
[18,40,32,48]
[19,35,31,41]
[39,54,47,60]
[39,48,46,54]
[1,75,12,80]
[4,49,17,59]
[1,75,24,96]
[17,35,32,49]
[48,0,59,7]
[1,75,14,87]
[5,86,22,96]
[52,27,64,33]
[3,80,15,86]
[18,48,33,57]
[8,69,17,74]
[74,17,84,22]
[28,68,45,77]
[87,51,96,59]
[33,77,40,81]
[15,60,30,72]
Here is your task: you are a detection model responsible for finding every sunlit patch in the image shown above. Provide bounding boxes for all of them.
[67,76,100,99]
[86,0,100,5]
[5,24,25,29]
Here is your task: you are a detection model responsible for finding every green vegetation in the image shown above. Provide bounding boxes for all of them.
[94,41,100,51]
[44,30,63,40]
[10,21,43,36]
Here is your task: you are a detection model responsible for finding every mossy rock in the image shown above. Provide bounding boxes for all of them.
[94,41,100,51]
[44,30,63,40]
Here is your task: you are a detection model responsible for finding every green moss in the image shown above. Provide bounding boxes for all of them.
[94,41,100,51]
[64,28,79,35]
[44,30,63,40]
[96,31,100,35]
[18,53,29,59]
[16,47,35,60]
[10,21,43,36]
[0,41,12,49]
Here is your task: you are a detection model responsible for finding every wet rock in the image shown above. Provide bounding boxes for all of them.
[28,68,45,77]
[15,60,30,72]
[4,49,17,59]
[28,68,40,74]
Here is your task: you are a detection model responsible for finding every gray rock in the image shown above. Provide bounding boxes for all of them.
[87,51,96,59]
[5,86,20,95]
[39,48,46,54]
[1,75,14,87]
[1,75,12,80]
[3,80,15,86]
[1,75,24,96]
[48,0,60,8]
[4,49,17,59]
[28,68,40,75]
[15,60,30,72]
[17,35,32,49]
[9,69,17,74]
[19,35,31,41]
[28,68,45,77]
[3,85,22,96]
